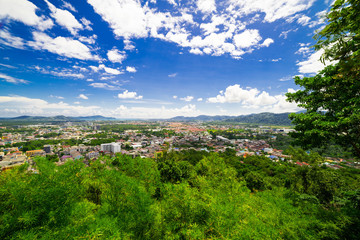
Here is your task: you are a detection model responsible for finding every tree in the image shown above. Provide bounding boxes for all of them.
[286,0,360,157]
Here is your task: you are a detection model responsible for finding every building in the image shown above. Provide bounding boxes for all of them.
[26,150,45,157]
[216,135,230,143]
[100,142,121,153]
[43,145,52,153]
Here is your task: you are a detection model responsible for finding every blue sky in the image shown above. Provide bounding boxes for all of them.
[0,0,333,119]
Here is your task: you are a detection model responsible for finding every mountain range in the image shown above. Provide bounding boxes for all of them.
[0,112,294,125]
[169,112,293,125]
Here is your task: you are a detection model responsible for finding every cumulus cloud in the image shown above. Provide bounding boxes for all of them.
[118,90,143,99]
[168,73,177,77]
[207,84,300,113]
[77,94,88,100]
[0,0,53,30]
[89,64,123,75]
[100,64,123,75]
[197,0,216,14]
[227,0,316,23]
[28,32,99,60]
[78,34,97,44]
[180,96,194,102]
[88,0,148,39]
[197,98,203,102]
[262,38,274,47]
[297,15,311,26]
[297,49,335,74]
[233,29,262,48]
[107,48,127,63]
[124,39,136,51]
[0,73,29,84]
[45,0,83,35]
[173,95,177,99]
[126,66,137,73]
[0,95,101,117]
[88,0,302,58]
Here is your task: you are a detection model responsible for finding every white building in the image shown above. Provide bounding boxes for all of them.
[101,142,121,153]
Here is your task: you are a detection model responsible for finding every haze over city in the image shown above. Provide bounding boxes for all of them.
[0,0,333,118]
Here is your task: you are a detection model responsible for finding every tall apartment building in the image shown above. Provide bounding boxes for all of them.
[100,142,121,153]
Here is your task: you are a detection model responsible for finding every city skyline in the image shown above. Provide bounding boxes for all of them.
[0,0,333,118]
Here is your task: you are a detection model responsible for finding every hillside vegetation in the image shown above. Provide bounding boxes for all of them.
[1,152,359,239]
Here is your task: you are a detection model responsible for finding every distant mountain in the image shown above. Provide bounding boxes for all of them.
[0,115,116,122]
[169,112,293,125]
[73,115,116,121]
[170,115,233,122]
[225,112,292,125]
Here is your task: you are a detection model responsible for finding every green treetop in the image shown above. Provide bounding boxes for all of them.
[286,0,360,157]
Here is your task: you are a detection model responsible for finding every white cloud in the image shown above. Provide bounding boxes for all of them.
[45,0,83,35]
[180,96,194,102]
[89,66,99,72]
[112,104,199,119]
[295,46,312,56]
[167,0,177,6]
[107,48,127,63]
[0,0,53,30]
[173,95,178,99]
[78,94,88,100]
[62,1,77,12]
[86,79,94,82]
[189,48,203,55]
[35,66,85,79]
[279,29,298,39]
[0,63,16,68]
[207,84,300,113]
[89,82,122,90]
[0,29,26,49]
[50,95,64,99]
[262,38,274,47]
[124,39,136,51]
[118,90,143,99]
[168,73,177,78]
[279,76,292,81]
[197,0,216,14]
[88,0,148,39]
[88,0,301,58]
[227,0,316,23]
[233,29,262,48]
[126,66,137,73]
[78,34,97,44]
[297,15,311,26]
[80,17,93,31]
[297,49,335,74]
[0,95,102,117]
[0,73,29,84]
[197,98,203,102]
[28,32,99,60]
[89,64,123,75]
[100,64,123,75]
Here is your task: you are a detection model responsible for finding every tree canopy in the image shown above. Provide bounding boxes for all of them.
[286,0,360,157]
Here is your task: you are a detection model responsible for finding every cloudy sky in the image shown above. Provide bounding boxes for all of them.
[0,0,332,119]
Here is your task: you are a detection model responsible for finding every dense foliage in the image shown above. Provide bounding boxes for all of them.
[1,151,359,239]
[286,0,360,157]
